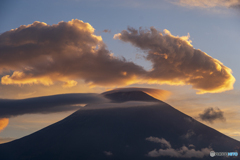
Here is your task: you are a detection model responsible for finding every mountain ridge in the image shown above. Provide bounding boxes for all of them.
[0,90,239,160]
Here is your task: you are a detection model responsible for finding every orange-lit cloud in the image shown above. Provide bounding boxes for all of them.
[171,0,240,9]
[114,27,235,94]
[0,20,235,94]
[62,80,78,88]
[1,71,53,86]
[0,118,9,132]
[0,19,145,87]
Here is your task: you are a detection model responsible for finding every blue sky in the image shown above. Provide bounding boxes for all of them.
[0,0,240,142]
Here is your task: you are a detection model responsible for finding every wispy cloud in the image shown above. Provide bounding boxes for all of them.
[146,136,171,148]
[103,151,113,156]
[0,93,108,118]
[182,129,195,138]
[171,0,240,9]
[102,29,111,33]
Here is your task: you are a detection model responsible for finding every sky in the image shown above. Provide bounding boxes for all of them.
[0,0,240,143]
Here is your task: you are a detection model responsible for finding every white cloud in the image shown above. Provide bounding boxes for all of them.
[146,136,211,158]
[146,136,171,148]
[147,146,211,158]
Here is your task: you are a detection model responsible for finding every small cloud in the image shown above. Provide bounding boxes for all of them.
[104,151,113,156]
[184,117,194,123]
[199,107,226,123]
[146,136,171,148]
[103,29,111,33]
[188,144,195,148]
[147,146,211,158]
[182,129,195,139]
[146,137,211,158]
[62,80,78,88]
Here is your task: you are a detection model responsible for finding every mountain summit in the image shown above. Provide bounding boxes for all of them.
[0,88,239,160]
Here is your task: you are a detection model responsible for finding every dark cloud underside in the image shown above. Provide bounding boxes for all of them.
[0,93,108,118]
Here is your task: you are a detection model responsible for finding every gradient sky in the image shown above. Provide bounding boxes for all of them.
[0,0,240,143]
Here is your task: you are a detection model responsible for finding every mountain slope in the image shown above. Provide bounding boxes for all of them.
[0,90,239,160]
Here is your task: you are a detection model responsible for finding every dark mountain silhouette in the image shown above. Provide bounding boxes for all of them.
[0,89,239,160]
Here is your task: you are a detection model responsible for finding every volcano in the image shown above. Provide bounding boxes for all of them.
[0,89,239,160]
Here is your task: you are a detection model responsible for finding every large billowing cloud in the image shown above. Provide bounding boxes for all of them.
[114,27,235,94]
[0,19,145,87]
[0,93,108,118]
[0,20,235,94]
[171,0,240,9]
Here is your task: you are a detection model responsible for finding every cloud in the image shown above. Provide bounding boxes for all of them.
[171,0,240,9]
[182,129,195,138]
[189,144,195,148]
[62,80,78,88]
[199,107,226,123]
[147,146,211,158]
[0,118,9,132]
[0,20,235,94]
[103,29,111,33]
[114,27,235,94]
[0,93,108,118]
[0,137,15,144]
[0,19,145,87]
[103,151,113,156]
[80,101,160,110]
[102,88,171,101]
[146,136,211,158]
[146,136,171,148]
